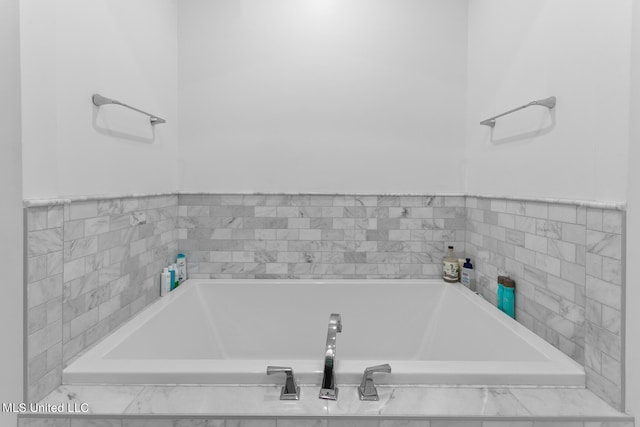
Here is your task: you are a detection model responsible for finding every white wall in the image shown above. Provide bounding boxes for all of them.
[20,0,179,200]
[626,1,640,416]
[466,0,631,203]
[0,0,23,424]
[178,0,468,194]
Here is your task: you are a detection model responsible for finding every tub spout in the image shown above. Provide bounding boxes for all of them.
[319,313,342,400]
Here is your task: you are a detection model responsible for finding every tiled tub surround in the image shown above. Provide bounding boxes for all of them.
[464,197,625,409]
[178,194,466,279]
[25,195,178,403]
[23,193,627,416]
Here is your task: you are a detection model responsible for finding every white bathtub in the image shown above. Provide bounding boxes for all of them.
[63,279,584,386]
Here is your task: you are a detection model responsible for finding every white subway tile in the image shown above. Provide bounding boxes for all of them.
[535,253,561,276]
[561,223,586,245]
[548,204,577,223]
[525,201,548,219]
[300,229,321,241]
[586,230,622,260]
[602,305,622,335]
[525,233,547,254]
[602,257,622,285]
[586,275,621,310]
[70,200,98,220]
[576,206,587,225]
[587,208,603,231]
[586,253,603,278]
[561,261,585,286]
[47,205,64,228]
[547,239,576,262]
[602,210,623,234]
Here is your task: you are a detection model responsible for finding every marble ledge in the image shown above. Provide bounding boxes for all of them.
[32,385,632,421]
[24,192,626,210]
[23,192,178,208]
[467,194,626,211]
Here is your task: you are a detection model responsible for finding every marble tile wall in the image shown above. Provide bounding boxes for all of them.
[464,197,624,410]
[177,194,466,279]
[25,195,178,403]
[25,204,64,404]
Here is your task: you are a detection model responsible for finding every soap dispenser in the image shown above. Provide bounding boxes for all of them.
[461,258,475,291]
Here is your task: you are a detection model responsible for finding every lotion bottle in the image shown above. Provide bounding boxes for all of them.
[461,258,475,291]
[160,268,170,296]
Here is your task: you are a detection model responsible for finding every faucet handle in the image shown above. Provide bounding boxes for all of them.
[358,364,391,401]
[267,366,300,400]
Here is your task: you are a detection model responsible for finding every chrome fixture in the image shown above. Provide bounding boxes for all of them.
[358,364,391,401]
[92,93,167,125]
[319,313,342,400]
[480,96,556,128]
[266,366,300,400]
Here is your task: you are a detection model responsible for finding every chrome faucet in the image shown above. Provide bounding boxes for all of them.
[319,313,342,400]
[358,364,391,401]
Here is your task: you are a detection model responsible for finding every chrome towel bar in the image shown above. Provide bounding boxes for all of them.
[92,94,166,125]
[480,96,556,128]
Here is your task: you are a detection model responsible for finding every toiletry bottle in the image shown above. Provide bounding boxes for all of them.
[176,253,187,284]
[172,263,179,289]
[457,258,465,282]
[169,265,176,291]
[442,246,459,283]
[461,258,475,291]
[501,277,516,319]
[497,276,505,311]
[160,268,170,296]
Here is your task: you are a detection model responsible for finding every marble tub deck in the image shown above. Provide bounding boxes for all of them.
[18,384,634,426]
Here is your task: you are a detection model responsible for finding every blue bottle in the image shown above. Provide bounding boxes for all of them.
[497,276,505,311]
[169,266,176,291]
[501,277,516,319]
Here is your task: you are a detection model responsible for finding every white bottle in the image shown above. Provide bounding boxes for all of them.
[176,253,187,284]
[160,268,170,296]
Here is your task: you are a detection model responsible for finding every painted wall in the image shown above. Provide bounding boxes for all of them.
[466,0,631,204]
[0,0,23,423]
[20,0,179,200]
[178,0,468,194]
[626,1,640,417]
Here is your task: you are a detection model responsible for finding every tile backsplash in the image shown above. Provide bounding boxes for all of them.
[178,194,466,279]
[24,193,625,411]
